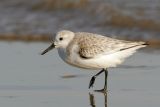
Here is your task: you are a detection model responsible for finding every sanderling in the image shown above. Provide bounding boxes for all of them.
[41,30,148,92]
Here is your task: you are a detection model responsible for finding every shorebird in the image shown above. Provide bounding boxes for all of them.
[41,30,148,92]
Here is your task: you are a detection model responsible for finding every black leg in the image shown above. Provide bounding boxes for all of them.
[95,68,108,93]
[104,69,108,91]
[89,69,105,89]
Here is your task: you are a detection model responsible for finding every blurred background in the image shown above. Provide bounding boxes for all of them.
[0,0,160,45]
[0,0,160,107]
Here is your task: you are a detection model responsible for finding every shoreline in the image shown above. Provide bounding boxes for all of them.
[0,34,159,47]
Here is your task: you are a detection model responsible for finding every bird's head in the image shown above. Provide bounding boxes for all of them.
[41,30,74,55]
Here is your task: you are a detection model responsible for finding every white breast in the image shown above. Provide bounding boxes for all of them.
[58,44,145,70]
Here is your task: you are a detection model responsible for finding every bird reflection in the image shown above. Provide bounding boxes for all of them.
[89,93,96,107]
[89,92,107,107]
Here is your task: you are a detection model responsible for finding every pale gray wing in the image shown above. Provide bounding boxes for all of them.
[77,33,147,59]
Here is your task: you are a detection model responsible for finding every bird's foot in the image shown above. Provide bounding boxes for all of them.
[94,88,107,93]
[89,76,96,89]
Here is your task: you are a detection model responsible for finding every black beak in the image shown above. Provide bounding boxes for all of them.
[41,43,55,55]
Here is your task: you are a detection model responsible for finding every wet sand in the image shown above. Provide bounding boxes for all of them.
[0,42,159,107]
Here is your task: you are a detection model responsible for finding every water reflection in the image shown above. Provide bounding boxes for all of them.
[89,92,107,107]
[61,74,86,79]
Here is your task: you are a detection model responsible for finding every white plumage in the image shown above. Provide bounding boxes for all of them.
[41,30,148,91]
[54,30,147,69]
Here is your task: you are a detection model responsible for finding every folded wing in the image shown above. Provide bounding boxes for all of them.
[76,32,147,59]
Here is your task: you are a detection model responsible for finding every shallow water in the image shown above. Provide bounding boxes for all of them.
[0,42,160,107]
[0,0,160,41]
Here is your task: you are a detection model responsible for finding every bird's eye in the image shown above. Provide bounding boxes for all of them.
[59,37,63,41]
